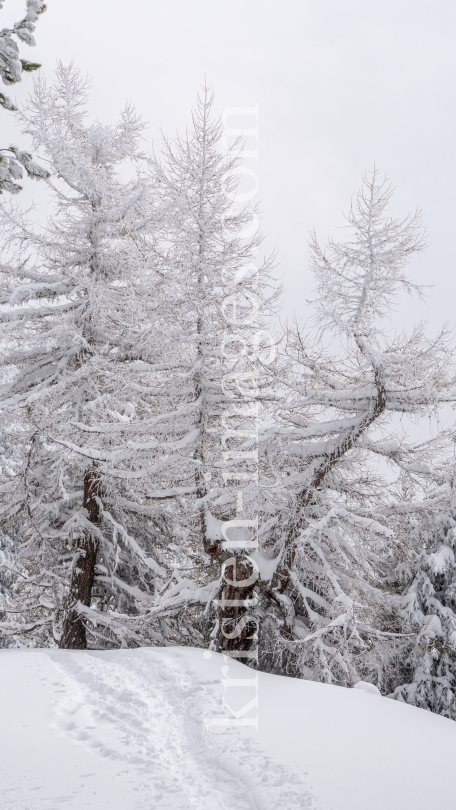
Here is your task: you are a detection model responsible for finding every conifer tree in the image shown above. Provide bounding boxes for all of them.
[0,65,175,648]
[0,0,49,192]
[141,87,277,654]
[390,474,456,717]
[256,171,455,685]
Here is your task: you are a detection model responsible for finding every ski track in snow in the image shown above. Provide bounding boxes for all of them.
[12,650,316,810]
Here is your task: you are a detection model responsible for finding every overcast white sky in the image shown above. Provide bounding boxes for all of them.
[3,0,456,333]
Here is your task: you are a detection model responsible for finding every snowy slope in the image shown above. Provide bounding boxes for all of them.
[1,648,456,810]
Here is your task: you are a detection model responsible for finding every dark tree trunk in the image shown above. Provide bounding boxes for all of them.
[215,556,259,658]
[60,468,101,649]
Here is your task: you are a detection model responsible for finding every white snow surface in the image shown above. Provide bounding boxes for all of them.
[1,647,456,810]
[353,680,382,696]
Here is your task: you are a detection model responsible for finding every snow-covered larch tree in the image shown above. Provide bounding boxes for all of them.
[0,64,178,649]
[256,170,455,685]
[138,87,278,654]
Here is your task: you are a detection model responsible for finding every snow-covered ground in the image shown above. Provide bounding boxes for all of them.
[1,647,456,810]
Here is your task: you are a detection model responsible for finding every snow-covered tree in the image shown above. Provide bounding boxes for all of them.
[0,64,180,649]
[389,472,456,717]
[134,87,278,654]
[256,171,455,685]
[0,0,49,192]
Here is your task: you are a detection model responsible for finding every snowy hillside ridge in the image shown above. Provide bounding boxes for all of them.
[2,647,456,810]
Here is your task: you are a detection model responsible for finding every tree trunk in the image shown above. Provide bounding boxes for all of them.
[60,468,101,649]
[215,555,259,658]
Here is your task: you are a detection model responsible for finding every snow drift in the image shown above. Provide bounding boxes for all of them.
[1,647,456,810]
